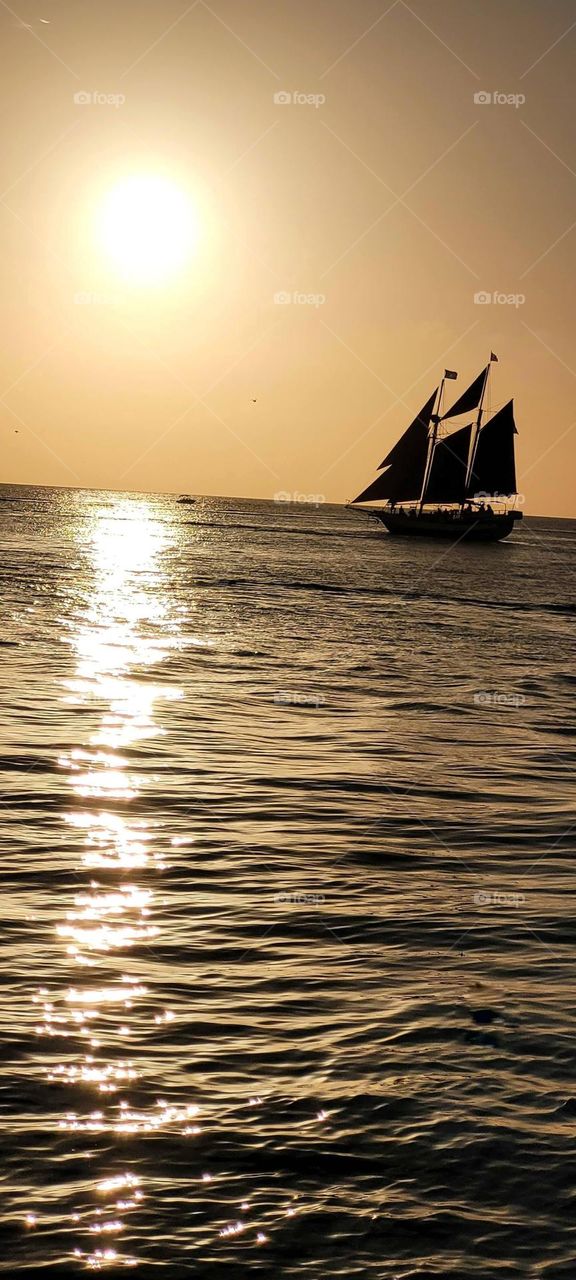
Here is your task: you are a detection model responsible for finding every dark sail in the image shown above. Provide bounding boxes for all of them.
[378,389,437,469]
[442,366,488,420]
[352,468,399,505]
[423,424,472,505]
[467,400,518,498]
[353,391,432,503]
[352,450,428,502]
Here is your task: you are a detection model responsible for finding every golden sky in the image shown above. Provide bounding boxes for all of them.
[1,0,575,515]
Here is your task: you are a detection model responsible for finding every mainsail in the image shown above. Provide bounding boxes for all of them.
[467,400,518,497]
[423,424,472,505]
[378,389,437,469]
[442,366,488,420]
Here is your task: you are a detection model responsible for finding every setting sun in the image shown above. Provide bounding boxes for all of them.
[97,175,199,284]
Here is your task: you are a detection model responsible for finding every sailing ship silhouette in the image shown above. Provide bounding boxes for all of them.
[351,355,523,541]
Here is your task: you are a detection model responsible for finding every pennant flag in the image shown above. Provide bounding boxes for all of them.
[490,352,498,362]
[444,369,458,379]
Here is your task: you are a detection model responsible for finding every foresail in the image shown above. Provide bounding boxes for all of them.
[378,389,438,469]
[351,468,397,504]
[353,413,430,503]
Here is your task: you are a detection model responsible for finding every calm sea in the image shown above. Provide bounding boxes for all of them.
[1,485,575,1279]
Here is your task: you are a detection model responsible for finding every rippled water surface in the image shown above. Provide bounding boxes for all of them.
[1,485,575,1278]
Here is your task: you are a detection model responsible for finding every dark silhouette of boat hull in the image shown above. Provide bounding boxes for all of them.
[373,509,522,542]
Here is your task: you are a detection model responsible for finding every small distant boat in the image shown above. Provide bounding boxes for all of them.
[176,495,196,505]
[350,355,523,542]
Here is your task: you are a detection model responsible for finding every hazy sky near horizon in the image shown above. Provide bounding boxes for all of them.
[1,0,575,515]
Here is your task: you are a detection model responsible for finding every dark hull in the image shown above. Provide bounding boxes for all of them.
[373,510,522,542]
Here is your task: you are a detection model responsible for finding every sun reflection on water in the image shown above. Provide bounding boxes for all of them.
[66,812,157,871]
[29,500,284,1267]
[39,501,191,1268]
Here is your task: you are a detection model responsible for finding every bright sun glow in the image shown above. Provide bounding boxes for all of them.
[98,176,198,284]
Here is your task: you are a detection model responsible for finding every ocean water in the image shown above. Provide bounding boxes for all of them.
[0,484,575,1279]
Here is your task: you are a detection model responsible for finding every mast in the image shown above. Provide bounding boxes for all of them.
[463,361,491,506]
[418,376,445,512]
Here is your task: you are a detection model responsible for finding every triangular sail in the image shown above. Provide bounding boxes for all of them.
[352,468,400,505]
[378,389,437,469]
[423,424,472,505]
[467,400,518,498]
[352,442,428,502]
[442,366,488,420]
[353,389,433,503]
